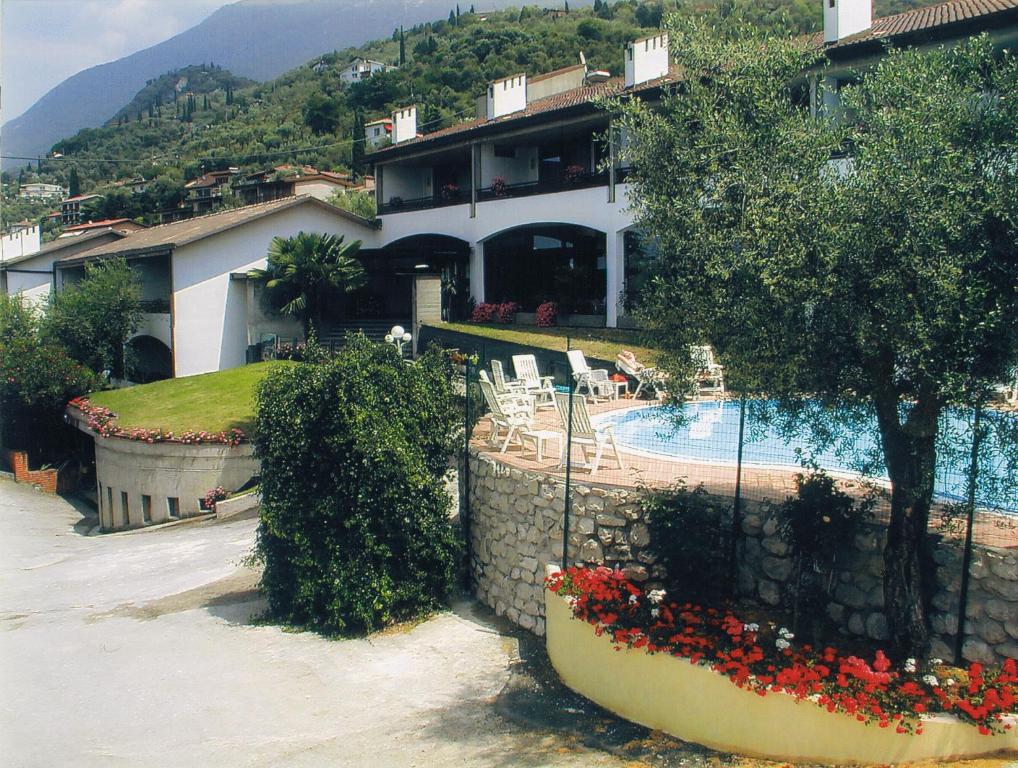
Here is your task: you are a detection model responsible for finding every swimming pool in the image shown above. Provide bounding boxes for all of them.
[596,401,1018,512]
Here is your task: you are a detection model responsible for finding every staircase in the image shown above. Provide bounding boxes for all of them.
[319,319,411,347]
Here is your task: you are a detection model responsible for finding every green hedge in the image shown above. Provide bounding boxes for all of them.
[254,335,461,633]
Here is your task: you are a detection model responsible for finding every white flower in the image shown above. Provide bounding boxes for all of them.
[922,674,939,687]
[778,627,794,640]
[776,638,791,651]
[628,594,638,605]
[650,608,660,619]
[930,658,944,666]
[743,622,760,633]
[904,658,917,673]
[647,590,666,605]
[945,678,956,687]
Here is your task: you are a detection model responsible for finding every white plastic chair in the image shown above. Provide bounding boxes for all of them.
[567,349,613,402]
[490,359,527,396]
[511,354,556,408]
[479,379,533,453]
[554,392,624,472]
[615,350,668,399]
[690,345,725,398]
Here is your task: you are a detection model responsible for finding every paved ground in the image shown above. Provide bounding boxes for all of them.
[0,481,692,768]
[8,481,1015,768]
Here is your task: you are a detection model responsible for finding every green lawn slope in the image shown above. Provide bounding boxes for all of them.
[87,361,289,436]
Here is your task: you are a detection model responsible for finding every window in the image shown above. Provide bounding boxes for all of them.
[106,487,113,522]
[167,497,180,519]
[493,144,516,159]
[142,495,152,523]
[121,492,130,527]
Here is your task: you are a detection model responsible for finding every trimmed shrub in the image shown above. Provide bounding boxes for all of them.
[469,302,497,323]
[496,301,521,324]
[254,335,461,634]
[536,301,558,327]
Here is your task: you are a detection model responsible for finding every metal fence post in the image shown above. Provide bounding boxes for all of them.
[728,396,748,597]
[954,402,984,665]
[562,336,574,570]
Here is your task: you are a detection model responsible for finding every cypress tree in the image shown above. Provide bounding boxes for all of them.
[399,26,405,66]
[351,110,365,180]
[68,167,81,197]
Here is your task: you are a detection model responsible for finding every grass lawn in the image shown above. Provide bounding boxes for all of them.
[87,361,290,435]
[431,322,661,364]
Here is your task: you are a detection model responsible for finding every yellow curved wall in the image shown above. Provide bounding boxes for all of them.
[545,589,1018,764]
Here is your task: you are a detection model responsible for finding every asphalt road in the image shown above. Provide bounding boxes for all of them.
[0,481,637,768]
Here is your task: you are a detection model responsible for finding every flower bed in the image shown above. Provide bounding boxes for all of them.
[69,397,246,446]
[545,565,1018,764]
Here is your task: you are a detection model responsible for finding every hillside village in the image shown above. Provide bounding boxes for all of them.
[2,0,1018,765]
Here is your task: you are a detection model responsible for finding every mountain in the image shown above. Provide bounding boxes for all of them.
[0,0,521,170]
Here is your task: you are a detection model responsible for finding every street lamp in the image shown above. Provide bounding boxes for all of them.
[384,325,412,357]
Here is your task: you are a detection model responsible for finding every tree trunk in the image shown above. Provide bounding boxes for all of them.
[874,393,940,659]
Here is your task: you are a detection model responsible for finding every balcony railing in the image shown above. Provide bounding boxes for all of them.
[378,191,469,215]
[477,171,609,202]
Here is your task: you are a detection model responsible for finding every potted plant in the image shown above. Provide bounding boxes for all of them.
[490,175,508,198]
[564,164,585,183]
[440,183,460,200]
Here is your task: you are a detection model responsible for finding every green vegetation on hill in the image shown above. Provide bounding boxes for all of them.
[87,361,289,435]
[107,64,255,126]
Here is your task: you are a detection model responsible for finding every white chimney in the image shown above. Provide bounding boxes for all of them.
[486,73,527,120]
[823,0,872,44]
[392,105,417,144]
[625,33,669,89]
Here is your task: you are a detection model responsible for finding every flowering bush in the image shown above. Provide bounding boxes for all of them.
[203,486,228,511]
[548,566,1018,736]
[441,183,460,199]
[536,301,557,327]
[496,301,521,324]
[469,303,497,323]
[564,164,585,182]
[68,397,246,446]
[490,176,508,197]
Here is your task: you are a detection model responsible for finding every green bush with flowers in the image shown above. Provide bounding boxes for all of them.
[548,566,1018,736]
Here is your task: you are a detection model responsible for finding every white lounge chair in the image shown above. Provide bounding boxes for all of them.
[479,379,534,453]
[554,392,624,473]
[511,354,556,409]
[615,350,668,399]
[690,345,725,399]
[490,359,527,396]
[567,349,614,402]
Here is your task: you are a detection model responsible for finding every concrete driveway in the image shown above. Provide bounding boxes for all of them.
[0,481,653,768]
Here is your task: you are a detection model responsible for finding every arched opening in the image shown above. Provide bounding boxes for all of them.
[345,234,470,322]
[127,335,172,383]
[484,224,606,316]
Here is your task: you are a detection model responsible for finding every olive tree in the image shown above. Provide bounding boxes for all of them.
[616,23,1018,656]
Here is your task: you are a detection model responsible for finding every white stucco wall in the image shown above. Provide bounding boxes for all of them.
[3,249,54,307]
[1,226,40,262]
[479,144,537,186]
[171,202,379,377]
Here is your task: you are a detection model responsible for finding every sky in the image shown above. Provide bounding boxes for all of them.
[1,0,230,123]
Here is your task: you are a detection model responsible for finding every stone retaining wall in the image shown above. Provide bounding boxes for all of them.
[467,447,1018,663]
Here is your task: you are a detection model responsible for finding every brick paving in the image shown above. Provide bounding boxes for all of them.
[471,396,1018,550]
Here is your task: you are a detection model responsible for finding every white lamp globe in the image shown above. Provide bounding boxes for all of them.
[390,325,405,338]
[384,334,394,343]
[401,332,412,343]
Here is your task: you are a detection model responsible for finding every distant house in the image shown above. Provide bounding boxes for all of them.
[233,165,366,206]
[339,57,392,84]
[108,176,148,195]
[59,218,147,237]
[311,59,329,74]
[19,182,65,200]
[183,168,238,216]
[60,194,102,225]
[364,117,393,149]
[1,222,41,264]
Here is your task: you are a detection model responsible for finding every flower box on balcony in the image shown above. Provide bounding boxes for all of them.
[544,569,1018,765]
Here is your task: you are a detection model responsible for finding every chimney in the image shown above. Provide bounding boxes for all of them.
[624,33,669,89]
[486,73,527,120]
[823,0,872,44]
[392,105,417,144]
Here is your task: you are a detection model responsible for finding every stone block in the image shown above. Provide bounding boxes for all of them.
[762,518,779,537]
[985,598,1017,624]
[1005,621,1018,641]
[762,537,791,557]
[579,539,604,564]
[597,527,614,545]
[758,579,782,606]
[576,517,595,535]
[848,612,865,637]
[761,556,793,582]
[826,602,845,625]
[984,578,1018,602]
[994,641,1018,661]
[931,590,956,613]
[928,637,954,662]
[865,612,889,641]
[629,524,650,547]
[962,637,997,665]
[989,555,1018,581]
[741,513,762,536]
[866,585,884,610]
[976,617,1008,646]
[835,583,868,610]
[622,564,649,582]
[595,514,626,527]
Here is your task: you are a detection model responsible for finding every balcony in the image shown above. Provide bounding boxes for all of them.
[378,191,469,216]
[477,170,609,203]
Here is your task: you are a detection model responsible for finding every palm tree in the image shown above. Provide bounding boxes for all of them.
[248,232,366,337]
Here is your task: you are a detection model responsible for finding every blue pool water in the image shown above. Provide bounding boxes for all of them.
[597,401,1017,512]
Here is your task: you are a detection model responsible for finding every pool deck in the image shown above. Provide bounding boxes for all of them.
[470,395,1018,550]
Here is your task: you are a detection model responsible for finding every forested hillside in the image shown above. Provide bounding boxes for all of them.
[1,0,940,230]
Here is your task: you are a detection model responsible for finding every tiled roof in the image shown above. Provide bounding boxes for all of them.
[55,195,378,265]
[1,229,125,268]
[816,0,1018,51]
[369,68,679,158]
[62,218,136,232]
